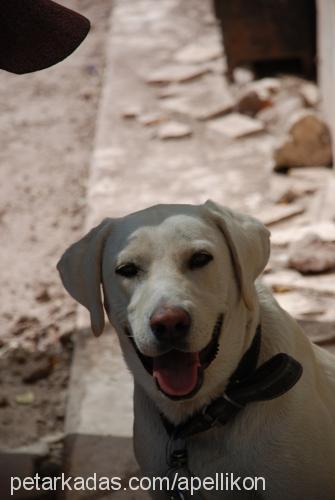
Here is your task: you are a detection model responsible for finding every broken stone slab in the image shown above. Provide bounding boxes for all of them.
[255,203,305,226]
[273,110,333,170]
[156,120,192,139]
[264,268,335,296]
[310,331,335,347]
[268,170,320,206]
[273,290,326,319]
[156,83,184,99]
[270,221,335,247]
[121,105,142,119]
[174,35,222,64]
[145,64,209,84]
[265,273,335,330]
[289,165,333,182]
[263,269,300,293]
[137,111,166,126]
[205,56,227,75]
[237,90,272,117]
[298,273,335,295]
[160,87,234,120]
[208,112,264,139]
[288,233,335,274]
[273,186,316,204]
[309,176,335,222]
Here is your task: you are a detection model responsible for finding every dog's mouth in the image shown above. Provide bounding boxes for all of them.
[126,314,223,401]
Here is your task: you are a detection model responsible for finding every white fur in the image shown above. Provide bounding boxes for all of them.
[58,201,335,499]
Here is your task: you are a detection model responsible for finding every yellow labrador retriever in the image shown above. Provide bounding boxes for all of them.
[58,201,335,499]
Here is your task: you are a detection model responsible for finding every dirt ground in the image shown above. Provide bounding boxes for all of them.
[0,0,112,448]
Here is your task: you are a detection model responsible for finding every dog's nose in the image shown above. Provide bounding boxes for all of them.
[150,306,191,342]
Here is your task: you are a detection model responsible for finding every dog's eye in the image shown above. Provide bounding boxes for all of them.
[189,251,213,269]
[115,263,139,278]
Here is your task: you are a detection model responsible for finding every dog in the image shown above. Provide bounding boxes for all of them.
[58,201,335,499]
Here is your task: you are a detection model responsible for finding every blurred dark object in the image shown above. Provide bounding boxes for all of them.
[214,0,316,80]
[0,0,90,74]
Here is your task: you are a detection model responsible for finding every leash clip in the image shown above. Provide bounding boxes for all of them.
[169,448,188,468]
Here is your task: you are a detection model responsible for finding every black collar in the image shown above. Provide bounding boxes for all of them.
[162,325,303,441]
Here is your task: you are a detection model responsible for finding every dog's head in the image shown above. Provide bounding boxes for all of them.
[57,201,270,405]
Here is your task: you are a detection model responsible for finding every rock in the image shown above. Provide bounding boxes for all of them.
[271,222,335,247]
[273,185,316,204]
[174,36,222,64]
[137,112,166,126]
[288,233,335,274]
[255,203,305,226]
[310,332,335,347]
[121,105,141,119]
[160,88,234,120]
[262,269,300,289]
[208,113,264,139]
[289,166,333,182]
[263,267,335,297]
[35,286,51,303]
[156,84,183,99]
[157,121,192,140]
[42,432,65,444]
[15,391,35,405]
[311,176,335,222]
[298,274,335,295]
[11,346,28,364]
[273,110,333,169]
[300,82,320,107]
[237,90,272,117]
[10,315,40,337]
[145,64,209,84]
[274,188,303,204]
[0,395,9,408]
[273,291,326,319]
[22,357,53,384]
[237,78,280,117]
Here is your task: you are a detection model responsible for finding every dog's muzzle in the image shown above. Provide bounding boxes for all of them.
[125,314,224,401]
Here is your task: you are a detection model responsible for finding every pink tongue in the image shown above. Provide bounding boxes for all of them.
[153,350,200,397]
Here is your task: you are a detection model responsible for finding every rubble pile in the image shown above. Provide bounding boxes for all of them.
[119,32,335,345]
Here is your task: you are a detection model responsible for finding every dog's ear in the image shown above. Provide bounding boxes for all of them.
[57,218,113,337]
[204,200,270,310]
